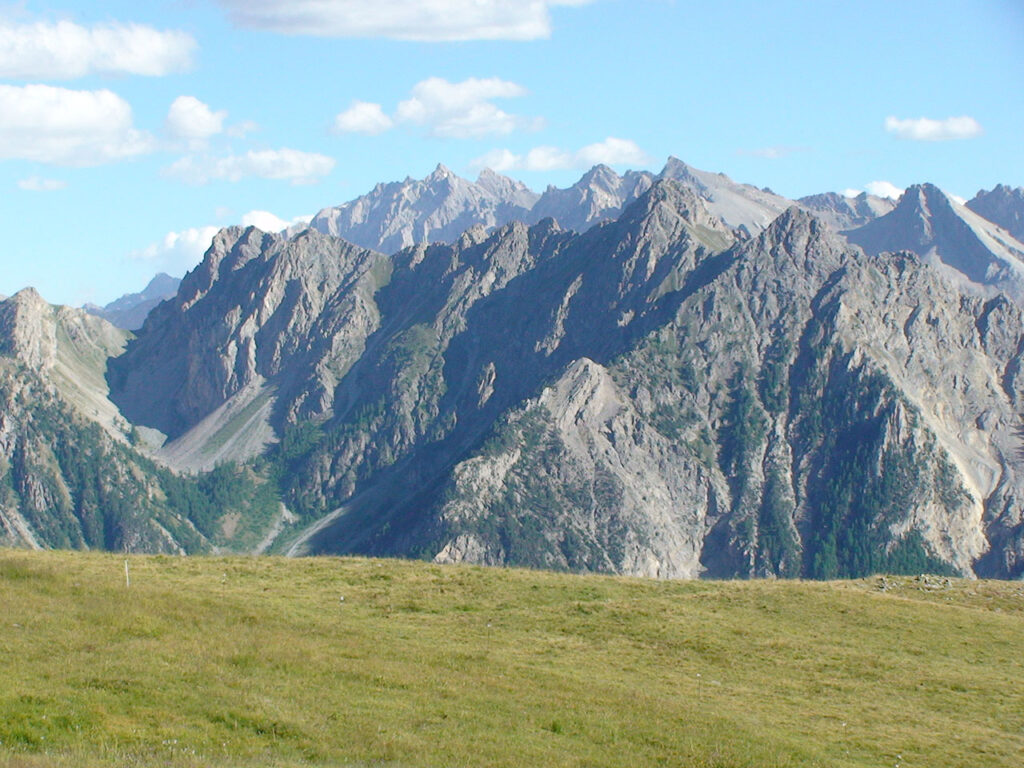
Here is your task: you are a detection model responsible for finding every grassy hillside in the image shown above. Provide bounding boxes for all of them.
[0,550,1021,767]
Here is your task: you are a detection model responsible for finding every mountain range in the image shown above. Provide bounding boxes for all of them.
[84,273,181,331]
[4,159,1024,580]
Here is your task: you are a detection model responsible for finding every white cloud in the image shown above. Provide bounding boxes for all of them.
[129,211,313,275]
[165,96,227,142]
[332,100,394,135]
[129,226,220,275]
[865,181,905,200]
[472,137,647,172]
[17,176,66,191]
[241,210,313,233]
[522,145,573,170]
[471,148,522,172]
[216,0,593,42]
[0,84,154,165]
[396,77,536,138]
[841,188,862,198]
[576,137,648,167]
[0,19,195,79]
[166,148,336,185]
[884,115,983,141]
[337,77,539,139]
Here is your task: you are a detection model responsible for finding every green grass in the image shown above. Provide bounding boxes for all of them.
[0,550,1021,767]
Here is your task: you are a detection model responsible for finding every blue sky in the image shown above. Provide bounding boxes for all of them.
[1,0,1021,306]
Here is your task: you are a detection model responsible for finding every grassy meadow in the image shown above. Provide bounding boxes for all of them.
[0,549,1021,767]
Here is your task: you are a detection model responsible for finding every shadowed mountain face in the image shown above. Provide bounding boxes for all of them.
[285,199,1024,580]
[6,163,1024,579]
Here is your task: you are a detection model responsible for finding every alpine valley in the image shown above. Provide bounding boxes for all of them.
[4,158,1024,580]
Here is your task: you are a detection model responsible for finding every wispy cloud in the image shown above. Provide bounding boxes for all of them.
[166,148,335,185]
[736,145,809,159]
[885,115,982,141]
[216,0,594,42]
[334,77,539,139]
[473,137,648,172]
[0,84,154,165]
[17,176,67,192]
[0,19,195,79]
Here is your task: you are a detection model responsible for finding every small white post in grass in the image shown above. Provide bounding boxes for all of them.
[124,558,130,589]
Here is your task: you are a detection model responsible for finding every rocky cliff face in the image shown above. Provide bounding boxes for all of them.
[423,209,1024,579]
[108,226,391,469]
[261,186,1024,578]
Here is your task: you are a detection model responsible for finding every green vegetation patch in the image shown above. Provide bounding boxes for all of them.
[1,550,1022,768]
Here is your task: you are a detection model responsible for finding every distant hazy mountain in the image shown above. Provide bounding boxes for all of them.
[526,164,655,232]
[845,183,1024,303]
[798,191,896,231]
[307,157,806,258]
[85,272,181,331]
[309,164,539,254]
[966,184,1024,243]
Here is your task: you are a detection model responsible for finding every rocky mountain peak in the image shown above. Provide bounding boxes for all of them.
[475,168,538,206]
[0,288,57,370]
[659,156,701,187]
[429,162,454,180]
[528,165,655,233]
[741,205,848,279]
[84,272,182,331]
[846,182,1024,302]
[177,226,280,308]
[797,191,896,231]
[308,164,538,253]
[966,184,1024,242]
[617,178,724,235]
[657,156,792,233]
[577,163,620,189]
